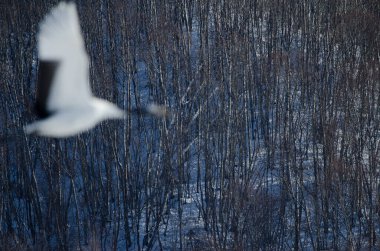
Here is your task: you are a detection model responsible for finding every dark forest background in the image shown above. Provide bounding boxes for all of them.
[1,0,379,250]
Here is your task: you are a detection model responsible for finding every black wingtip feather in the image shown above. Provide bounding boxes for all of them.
[35,60,59,118]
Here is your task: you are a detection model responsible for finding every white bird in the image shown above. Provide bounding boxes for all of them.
[24,2,167,138]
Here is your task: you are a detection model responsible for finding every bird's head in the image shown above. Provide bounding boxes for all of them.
[146,103,170,118]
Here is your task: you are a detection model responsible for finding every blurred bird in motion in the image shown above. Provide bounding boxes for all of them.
[24,2,168,138]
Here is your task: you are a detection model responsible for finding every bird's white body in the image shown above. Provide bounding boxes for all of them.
[25,98,124,137]
[24,2,125,137]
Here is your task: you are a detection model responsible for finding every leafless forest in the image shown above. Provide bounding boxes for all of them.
[1,0,379,250]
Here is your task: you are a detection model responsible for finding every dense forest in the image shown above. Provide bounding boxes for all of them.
[1,0,379,250]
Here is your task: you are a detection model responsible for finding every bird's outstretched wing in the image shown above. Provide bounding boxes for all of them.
[36,2,92,114]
